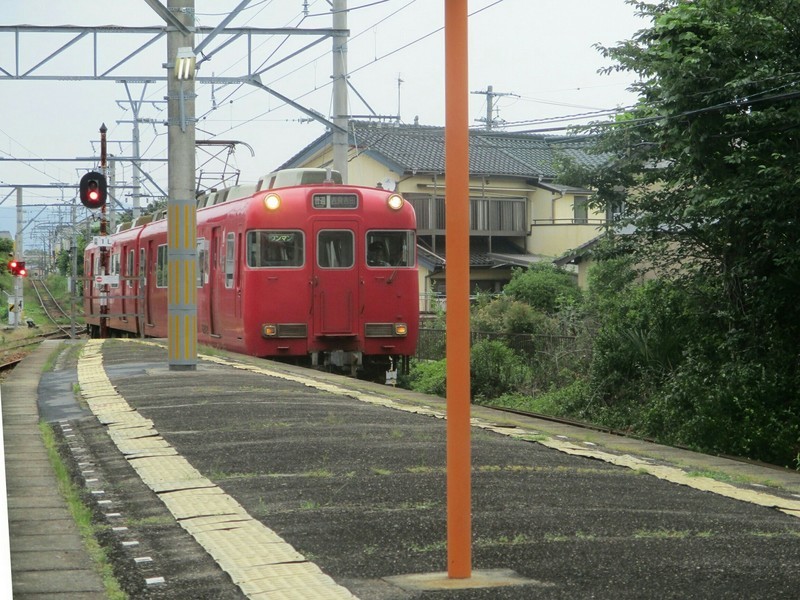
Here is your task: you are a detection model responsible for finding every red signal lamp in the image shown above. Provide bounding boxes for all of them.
[79,171,107,209]
[7,260,26,276]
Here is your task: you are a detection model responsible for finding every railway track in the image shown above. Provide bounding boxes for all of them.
[29,277,72,332]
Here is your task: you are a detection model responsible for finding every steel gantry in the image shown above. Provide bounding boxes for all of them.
[0,23,347,132]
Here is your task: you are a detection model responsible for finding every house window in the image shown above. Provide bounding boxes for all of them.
[574,196,589,224]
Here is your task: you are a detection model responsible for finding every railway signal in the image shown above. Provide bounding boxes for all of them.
[79,171,107,209]
[7,260,26,277]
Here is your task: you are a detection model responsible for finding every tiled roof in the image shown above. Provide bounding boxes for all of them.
[280,121,606,181]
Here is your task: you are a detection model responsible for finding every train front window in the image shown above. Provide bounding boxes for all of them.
[317,230,354,269]
[366,230,415,267]
[247,231,304,267]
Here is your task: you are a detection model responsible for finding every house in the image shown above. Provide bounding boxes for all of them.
[279,121,611,307]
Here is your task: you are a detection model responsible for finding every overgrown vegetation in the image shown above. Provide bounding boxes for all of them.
[408,1,800,469]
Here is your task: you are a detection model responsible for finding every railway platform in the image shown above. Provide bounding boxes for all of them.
[3,338,800,599]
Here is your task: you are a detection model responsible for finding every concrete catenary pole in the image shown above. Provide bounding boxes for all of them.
[332,0,349,182]
[167,0,197,370]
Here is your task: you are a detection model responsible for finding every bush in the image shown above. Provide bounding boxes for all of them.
[502,264,582,314]
[408,359,447,397]
[648,350,800,467]
[470,339,532,401]
[471,295,557,336]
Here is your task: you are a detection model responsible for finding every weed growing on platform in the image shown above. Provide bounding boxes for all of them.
[475,534,529,547]
[409,539,446,553]
[633,529,690,539]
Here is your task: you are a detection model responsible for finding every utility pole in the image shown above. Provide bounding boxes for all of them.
[332,0,349,181]
[119,82,163,220]
[70,197,77,339]
[166,0,197,370]
[397,73,404,121]
[471,85,515,130]
[99,124,109,338]
[107,155,116,232]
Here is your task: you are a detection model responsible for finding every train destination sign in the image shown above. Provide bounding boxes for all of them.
[312,193,358,209]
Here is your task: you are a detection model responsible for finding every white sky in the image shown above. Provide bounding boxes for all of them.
[0,0,647,243]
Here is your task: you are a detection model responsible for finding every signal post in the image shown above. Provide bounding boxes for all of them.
[6,187,26,327]
[78,132,110,335]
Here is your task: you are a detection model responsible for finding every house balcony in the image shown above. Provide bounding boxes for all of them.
[405,195,527,236]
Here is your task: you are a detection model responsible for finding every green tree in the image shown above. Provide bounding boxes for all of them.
[55,233,88,277]
[574,0,800,465]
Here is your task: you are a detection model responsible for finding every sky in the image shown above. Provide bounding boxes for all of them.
[0,0,648,247]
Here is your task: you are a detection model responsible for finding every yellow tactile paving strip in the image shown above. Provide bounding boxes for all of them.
[77,339,358,600]
[196,350,800,521]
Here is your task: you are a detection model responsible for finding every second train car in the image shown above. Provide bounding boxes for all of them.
[84,169,419,376]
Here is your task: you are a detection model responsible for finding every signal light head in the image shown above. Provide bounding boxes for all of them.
[79,171,107,209]
[7,259,26,276]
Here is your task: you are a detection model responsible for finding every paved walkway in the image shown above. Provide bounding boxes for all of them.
[2,340,106,599]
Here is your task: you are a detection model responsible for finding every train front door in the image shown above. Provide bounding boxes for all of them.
[313,222,359,337]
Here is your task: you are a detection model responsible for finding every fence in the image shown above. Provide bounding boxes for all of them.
[418,328,583,359]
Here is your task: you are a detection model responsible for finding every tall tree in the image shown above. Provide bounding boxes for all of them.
[589,0,800,337]
[570,0,800,464]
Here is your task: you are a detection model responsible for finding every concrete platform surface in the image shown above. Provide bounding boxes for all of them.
[4,337,800,599]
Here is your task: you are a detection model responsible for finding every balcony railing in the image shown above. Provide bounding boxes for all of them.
[406,195,527,235]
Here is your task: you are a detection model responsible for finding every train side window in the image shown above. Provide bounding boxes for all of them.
[246,230,304,268]
[156,244,168,288]
[225,233,235,288]
[317,230,354,269]
[197,237,208,286]
[366,230,415,267]
[110,252,120,288]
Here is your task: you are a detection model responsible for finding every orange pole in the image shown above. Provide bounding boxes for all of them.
[444,0,471,579]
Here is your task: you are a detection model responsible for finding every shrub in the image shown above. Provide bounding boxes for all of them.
[502,264,582,314]
[471,295,557,336]
[470,339,532,401]
[408,359,447,397]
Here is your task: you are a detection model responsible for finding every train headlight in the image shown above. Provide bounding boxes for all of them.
[387,194,404,211]
[261,324,278,337]
[394,323,408,336]
[264,193,281,211]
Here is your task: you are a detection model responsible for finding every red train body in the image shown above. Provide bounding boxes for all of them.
[84,171,419,375]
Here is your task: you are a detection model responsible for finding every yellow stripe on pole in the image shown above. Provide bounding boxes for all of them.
[184,203,194,249]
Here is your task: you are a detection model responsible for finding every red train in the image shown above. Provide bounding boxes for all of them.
[84,169,419,376]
